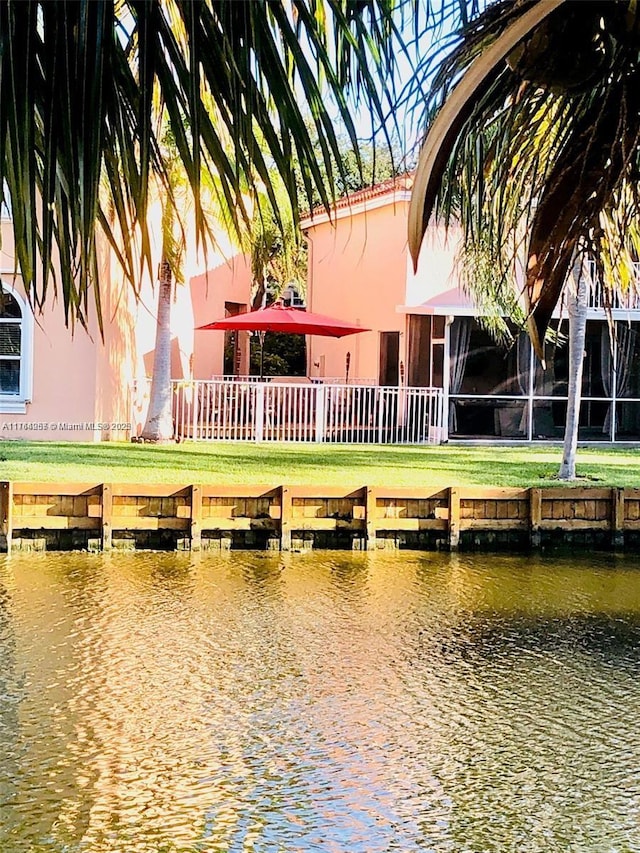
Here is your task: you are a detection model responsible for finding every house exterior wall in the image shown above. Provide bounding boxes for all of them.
[190,253,252,379]
[302,187,464,386]
[404,224,462,309]
[302,197,410,384]
[0,200,254,442]
[301,183,640,445]
[0,220,137,442]
[93,238,139,439]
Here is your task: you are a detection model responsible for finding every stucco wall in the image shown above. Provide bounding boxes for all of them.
[404,224,462,307]
[93,240,138,439]
[0,221,137,442]
[303,200,410,383]
[190,253,252,379]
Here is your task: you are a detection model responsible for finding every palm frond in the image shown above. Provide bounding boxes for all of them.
[408,0,566,268]
[409,0,640,356]
[0,0,414,326]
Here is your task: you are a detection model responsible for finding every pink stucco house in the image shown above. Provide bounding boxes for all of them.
[300,175,463,392]
[6,173,640,445]
[0,215,138,442]
[301,176,640,443]
[0,208,253,442]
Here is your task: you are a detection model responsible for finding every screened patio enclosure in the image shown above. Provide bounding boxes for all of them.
[413,316,640,442]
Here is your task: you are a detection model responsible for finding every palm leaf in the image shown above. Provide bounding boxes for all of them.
[410,0,640,356]
[408,0,566,269]
[0,0,411,326]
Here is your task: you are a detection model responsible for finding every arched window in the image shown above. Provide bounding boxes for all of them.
[0,289,32,411]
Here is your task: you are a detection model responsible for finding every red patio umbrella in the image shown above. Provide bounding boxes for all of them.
[197,303,369,377]
[197,303,369,337]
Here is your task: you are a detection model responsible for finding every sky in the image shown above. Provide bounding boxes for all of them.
[330,1,464,169]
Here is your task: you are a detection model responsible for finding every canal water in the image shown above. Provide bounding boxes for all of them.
[1,551,640,852]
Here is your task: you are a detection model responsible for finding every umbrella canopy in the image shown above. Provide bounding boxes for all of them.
[197,303,369,337]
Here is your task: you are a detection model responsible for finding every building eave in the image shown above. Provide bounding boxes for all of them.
[301,190,412,230]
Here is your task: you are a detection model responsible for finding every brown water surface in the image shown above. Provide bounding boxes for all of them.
[1,550,640,851]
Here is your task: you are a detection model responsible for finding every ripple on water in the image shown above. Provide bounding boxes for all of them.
[1,550,640,852]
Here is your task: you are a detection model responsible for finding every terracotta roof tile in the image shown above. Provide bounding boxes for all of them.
[302,173,414,221]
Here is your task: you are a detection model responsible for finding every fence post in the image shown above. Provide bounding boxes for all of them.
[377,388,385,443]
[314,385,326,443]
[191,381,199,440]
[280,486,292,550]
[397,387,406,442]
[426,389,436,444]
[1,481,12,553]
[530,488,542,549]
[102,483,113,550]
[255,383,265,442]
[433,388,446,444]
[441,387,449,443]
[449,487,460,550]
[365,486,377,550]
[191,484,202,551]
[612,487,625,550]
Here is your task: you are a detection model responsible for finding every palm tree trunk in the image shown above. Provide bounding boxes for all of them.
[251,267,267,311]
[140,260,174,442]
[558,270,588,480]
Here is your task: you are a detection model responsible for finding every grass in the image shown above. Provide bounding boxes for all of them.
[2,440,640,488]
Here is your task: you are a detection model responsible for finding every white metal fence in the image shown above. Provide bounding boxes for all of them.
[209,374,377,385]
[133,380,445,444]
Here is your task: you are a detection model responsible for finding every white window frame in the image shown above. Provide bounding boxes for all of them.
[0,285,33,413]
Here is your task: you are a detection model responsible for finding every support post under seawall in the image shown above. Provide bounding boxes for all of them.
[280,486,292,551]
[612,487,625,551]
[449,487,460,551]
[530,488,542,549]
[102,484,113,550]
[365,487,377,550]
[191,485,202,551]
[0,481,12,554]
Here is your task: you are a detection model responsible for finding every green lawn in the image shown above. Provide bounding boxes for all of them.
[1,440,640,488]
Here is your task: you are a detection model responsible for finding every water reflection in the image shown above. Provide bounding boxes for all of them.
[1,551,640,851]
